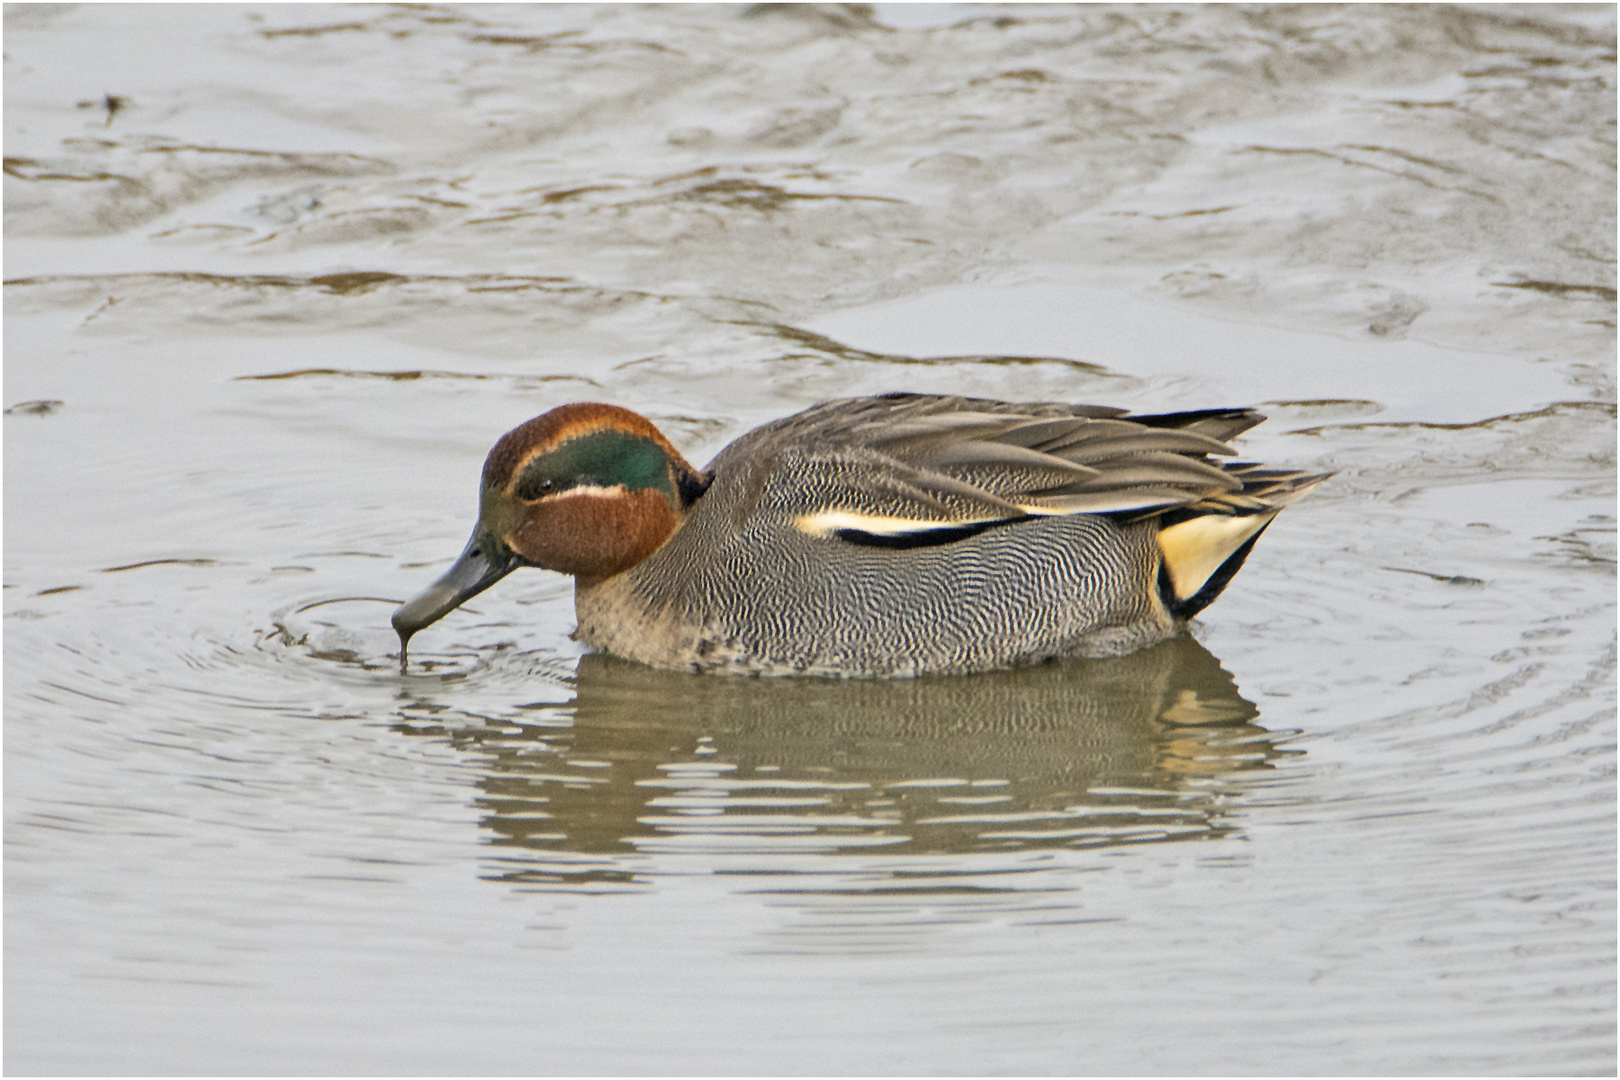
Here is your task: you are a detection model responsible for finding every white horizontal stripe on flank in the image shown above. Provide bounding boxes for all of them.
[792,509,1004,537]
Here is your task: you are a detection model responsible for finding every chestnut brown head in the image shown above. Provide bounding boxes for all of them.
[392,404,710,659]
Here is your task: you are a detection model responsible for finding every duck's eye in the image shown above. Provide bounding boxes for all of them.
[515,467,562,500]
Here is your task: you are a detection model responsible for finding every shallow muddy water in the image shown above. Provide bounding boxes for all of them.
[5,4,1615,1074]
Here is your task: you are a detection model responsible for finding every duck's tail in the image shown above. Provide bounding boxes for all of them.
[1151,466,1333,620]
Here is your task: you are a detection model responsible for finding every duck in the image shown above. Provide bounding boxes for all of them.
[393,393,1330,677]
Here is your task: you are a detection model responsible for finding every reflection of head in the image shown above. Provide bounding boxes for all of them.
[410,634,1290,886]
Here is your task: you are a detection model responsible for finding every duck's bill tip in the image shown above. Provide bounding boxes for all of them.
[391,532,520,645]
[391,580,462,641]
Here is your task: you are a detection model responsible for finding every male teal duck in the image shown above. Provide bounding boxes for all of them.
[393,393,1330,677]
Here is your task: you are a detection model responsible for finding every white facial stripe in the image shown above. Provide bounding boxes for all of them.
[552,484,628,500]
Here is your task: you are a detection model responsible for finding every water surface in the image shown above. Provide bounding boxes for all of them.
[5,4,1614,1074]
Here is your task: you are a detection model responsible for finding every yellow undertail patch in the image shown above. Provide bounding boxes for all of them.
[1157,512,1277,602]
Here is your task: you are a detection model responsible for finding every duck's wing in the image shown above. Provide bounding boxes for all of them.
[719,394,1325,548]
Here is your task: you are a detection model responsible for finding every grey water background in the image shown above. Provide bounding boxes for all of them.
[4,4,1614,1074]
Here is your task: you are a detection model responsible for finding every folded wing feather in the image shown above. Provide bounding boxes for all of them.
[769,400,1286,544]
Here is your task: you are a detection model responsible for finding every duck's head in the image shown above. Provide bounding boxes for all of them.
[392,403,710,657]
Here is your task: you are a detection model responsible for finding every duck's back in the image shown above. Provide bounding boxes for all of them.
[574,394,1324,676]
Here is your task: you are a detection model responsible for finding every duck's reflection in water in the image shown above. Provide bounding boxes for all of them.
[395,633,1297,897]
